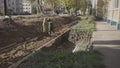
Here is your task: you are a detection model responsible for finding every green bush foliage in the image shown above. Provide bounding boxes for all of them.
[74,16,95,32]
[17,51,104,68]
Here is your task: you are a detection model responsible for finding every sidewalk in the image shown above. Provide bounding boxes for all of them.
[92,21,120,68]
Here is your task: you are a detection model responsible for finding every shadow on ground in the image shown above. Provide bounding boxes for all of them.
[94,46,120,68]
[93,40,120,45]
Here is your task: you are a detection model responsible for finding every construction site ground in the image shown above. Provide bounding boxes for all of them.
[0,16,79,68]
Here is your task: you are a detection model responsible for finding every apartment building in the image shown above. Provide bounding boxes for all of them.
[6,0,17,14]
[106,0,120,22]
[0,0,32,15]
[105,0,120,29]
[21,0,32,14]
[91,0,120,29]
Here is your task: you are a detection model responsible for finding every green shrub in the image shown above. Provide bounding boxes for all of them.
[17,51,104,68]
[74,15,95,32]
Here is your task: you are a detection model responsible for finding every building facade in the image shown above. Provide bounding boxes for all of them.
[22,0,32,14]
[91,0,120,29]
[0,0,32,15]
[6,0,17,14]
[106,0,120,22]
[105,0,120,29]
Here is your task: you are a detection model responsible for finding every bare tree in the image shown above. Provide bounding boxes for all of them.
[4,0,8,15]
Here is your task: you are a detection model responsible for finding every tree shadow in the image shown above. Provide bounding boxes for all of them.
[41,40,76,52]
[93,40,120,45]
[94,46,120,68]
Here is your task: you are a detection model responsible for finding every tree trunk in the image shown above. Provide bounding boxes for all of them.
[36,0,43,15]
[4,0,7,15]
[52,2,55,15]
[38,0,43,14]
[36,0,40,14]
[36,7,39,14]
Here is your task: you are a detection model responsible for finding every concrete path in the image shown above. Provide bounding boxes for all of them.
[92,21,120,68]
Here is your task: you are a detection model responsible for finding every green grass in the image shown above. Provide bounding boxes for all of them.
[17,51,104,68]
[74,16,96,32]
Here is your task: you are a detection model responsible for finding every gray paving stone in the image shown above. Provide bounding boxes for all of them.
[93,21,120,68]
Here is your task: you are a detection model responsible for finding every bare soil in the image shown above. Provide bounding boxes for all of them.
[0,16,79,68]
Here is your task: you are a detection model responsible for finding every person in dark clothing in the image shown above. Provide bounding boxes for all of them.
[47,18,54,35]
[56,10,59,15]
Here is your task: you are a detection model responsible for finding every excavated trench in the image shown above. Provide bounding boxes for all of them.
[0,16,80,68]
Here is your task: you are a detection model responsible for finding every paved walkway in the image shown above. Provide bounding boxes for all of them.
[92,21,120,68]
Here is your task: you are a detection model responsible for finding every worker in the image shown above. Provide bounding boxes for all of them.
[47,18,54,35]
